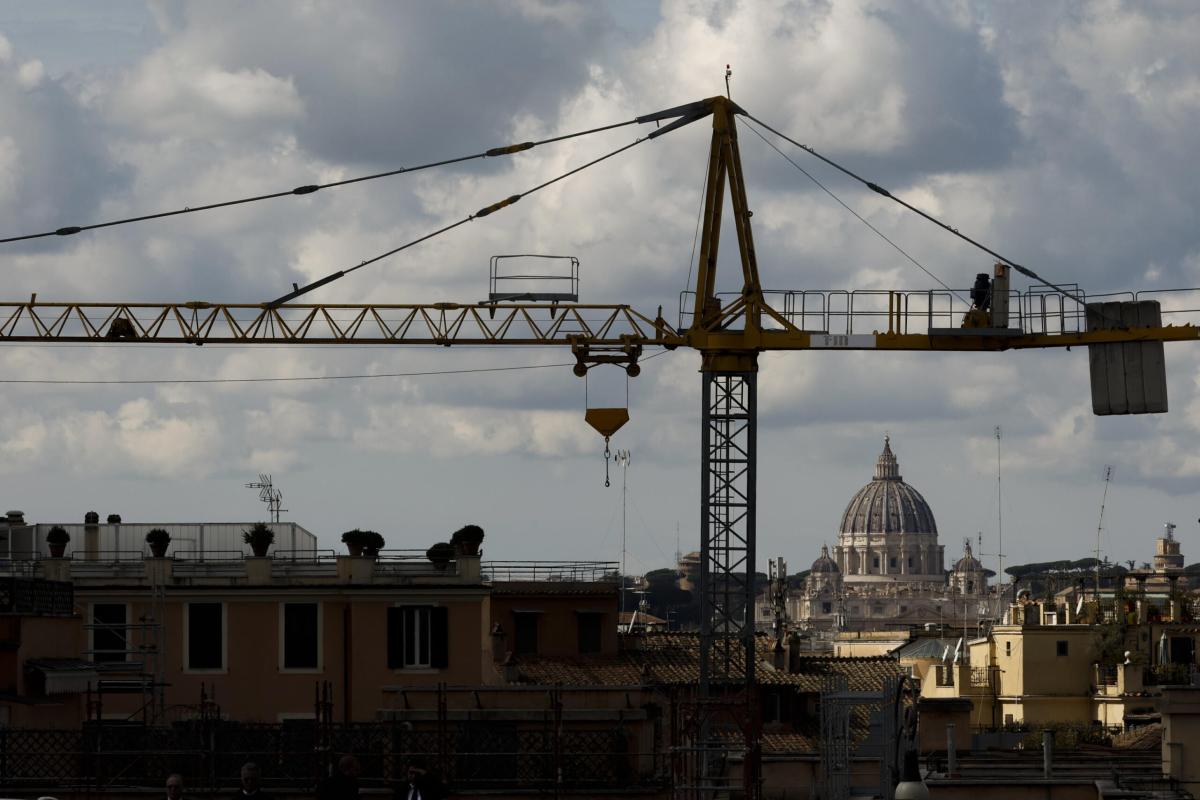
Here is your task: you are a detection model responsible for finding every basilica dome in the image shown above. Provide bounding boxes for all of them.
[838,438,937,536]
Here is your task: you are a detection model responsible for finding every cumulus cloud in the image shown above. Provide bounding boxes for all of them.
[2,1,1200,567]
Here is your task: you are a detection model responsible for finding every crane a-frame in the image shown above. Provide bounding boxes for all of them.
[4,95,1197,797]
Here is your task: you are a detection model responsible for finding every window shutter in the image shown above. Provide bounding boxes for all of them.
[430,606,449,669]
[386,607,403,669]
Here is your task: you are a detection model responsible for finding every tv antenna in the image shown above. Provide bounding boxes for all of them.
[1094,465,1113,599]
[245,473,286,523]
[614,449,631,617]
[993,426,1006,586]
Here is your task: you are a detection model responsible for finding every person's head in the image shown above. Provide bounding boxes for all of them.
[240,762,260,793]
[338,755,361,779]
[166,773,184,800]
[406,756,427,785]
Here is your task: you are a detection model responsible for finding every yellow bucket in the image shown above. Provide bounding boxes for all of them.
[584,408,629,438]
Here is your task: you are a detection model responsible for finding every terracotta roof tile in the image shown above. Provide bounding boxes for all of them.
[515,632,903,691]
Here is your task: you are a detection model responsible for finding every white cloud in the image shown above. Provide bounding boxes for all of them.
[17,59,44,89]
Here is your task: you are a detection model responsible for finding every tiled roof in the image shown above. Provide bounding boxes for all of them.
[515,632,903,691]
[894,637,958,661]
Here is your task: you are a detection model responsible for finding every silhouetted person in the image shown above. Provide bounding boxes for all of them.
[235,762,268,800]
[318,755,361,800]
[396,756,446,800]
[166,773,184,800]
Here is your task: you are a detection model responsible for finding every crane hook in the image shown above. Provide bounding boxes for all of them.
[604,436,612,488]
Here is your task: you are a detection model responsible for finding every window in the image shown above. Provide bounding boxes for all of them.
[889,557,897,569]
[935,665,954,687]
[577,613,603,655]
[872,557,880,569]
[91,603,128,663]
[513,612,539,656]
[821,602,832,614]
[387,606,448,669]
[281,603,320,670]
[1005,641,1012,657]
[908,557,914,568]
[186,603,225,671]
[1056,640,1069,656]
[899,605,908,613]
[966,581,974,593]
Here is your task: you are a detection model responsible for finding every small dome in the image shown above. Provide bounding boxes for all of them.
[810,543,839,574]
[953,540,983,573]
[839,438,937,536]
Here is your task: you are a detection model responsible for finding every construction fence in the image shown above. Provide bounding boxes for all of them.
[0,718,665,794]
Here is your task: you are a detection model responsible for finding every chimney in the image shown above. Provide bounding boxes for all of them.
[106,514,121,524]
[490,623,507,662]
[501,652,519,683]
[772,639,786,671]
[84,511,100,562]
[788,631,801,673]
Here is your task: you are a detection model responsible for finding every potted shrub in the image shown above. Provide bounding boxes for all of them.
[450,524,485,556]
[145,528,171,558]
[242,522,274,557]
[426,541,454,570]
[341,528,384,558]
[46,526,70,558]
[362,530,385,559]
[341,529,365,557]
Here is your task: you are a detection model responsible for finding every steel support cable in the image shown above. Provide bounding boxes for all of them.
[740,118,967,305]
[0,347,670,385]
[744,113,1089,308]
[269,116,702,307]
[0,119,641,245]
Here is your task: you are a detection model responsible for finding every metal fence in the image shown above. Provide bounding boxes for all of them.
[0,719,659,794]
[0,576,74,614]
[482,561,619,582]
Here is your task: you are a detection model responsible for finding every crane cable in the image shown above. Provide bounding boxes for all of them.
[268,119,698,307]
[0,119,641,245]
[0,347,671,385]
[744,113,1089,309]
[740,118,968,306]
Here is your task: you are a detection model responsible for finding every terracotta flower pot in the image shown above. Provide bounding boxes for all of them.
[346,542,364,558]
[250,542,270,558]
[48,543,66,558]
[149,542,168,558]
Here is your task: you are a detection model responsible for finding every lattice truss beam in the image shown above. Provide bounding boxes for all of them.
[0,301,675,346]
[699,372,756,688]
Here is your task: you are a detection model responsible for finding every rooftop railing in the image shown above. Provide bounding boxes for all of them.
[482,561,619,583]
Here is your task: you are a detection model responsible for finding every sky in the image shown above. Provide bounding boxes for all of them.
[1,0,1199,578]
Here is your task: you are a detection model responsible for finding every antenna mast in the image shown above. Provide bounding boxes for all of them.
[245,473,286,523]
[615,450,631,619]
[1094,465,1113,600]
[994,426,1006,590]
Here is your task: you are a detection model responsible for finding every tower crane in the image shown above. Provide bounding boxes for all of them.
[4,95,1199,798]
